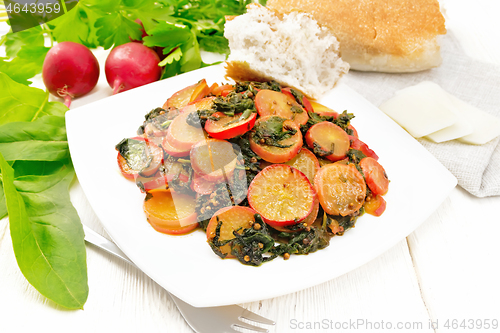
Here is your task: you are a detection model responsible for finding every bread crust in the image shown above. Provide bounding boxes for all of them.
[266,0,446,72]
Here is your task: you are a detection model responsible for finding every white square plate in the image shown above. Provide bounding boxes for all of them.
[66,64,457,307]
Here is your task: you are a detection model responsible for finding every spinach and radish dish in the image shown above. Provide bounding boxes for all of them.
[115,79,390,266]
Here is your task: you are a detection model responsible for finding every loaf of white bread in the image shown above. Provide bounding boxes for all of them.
[266,0,447,73]
[224,4,349,99]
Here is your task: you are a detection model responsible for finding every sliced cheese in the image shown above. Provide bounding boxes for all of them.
[380,81,457,138]
[448,94,500,145]
[424,87,474,143]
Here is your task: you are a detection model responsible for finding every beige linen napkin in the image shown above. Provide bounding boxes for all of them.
[343,31,500,197]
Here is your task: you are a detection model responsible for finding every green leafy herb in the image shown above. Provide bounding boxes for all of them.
[312,141,334,158]
[0,181,6,220]
[251,116,297,148]
[143,21,192,52]
[0,72,87,308]
[1,0,254,86]
[334,110,355,131]
[213,90,255,117]
[271,226,330,256]
[347,148,367,165]
[115,138,152,171]
[186,108,214,128]
[230,215,276,266]
[0,116,69,161]
[0,73,67,125]
[223,109,253,127]
[0,155,88,309]
[0,46,50,86]
[235,80,281,93]
[4,26,45,58]
[94,12,143,49]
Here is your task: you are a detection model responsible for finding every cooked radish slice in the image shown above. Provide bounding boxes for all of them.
[310,101,339,118]
[163,79,210,109]
[249,116,303,163]
[163,159,190,183]
[350,136,378,160]
[190,139,238,181]
[364,194,387,217]
[116,137,163,179]
[167,98,214,150]
[211,84,234,97]
[117,154,137,180]
[206,206,257,258]
[314,163,366,216]
[179,96,216,114]
[188,79,211,104]
[255,90,309,126]
[360,157,389,196]
[281,87,313,113]
[190,172,216,195]
[305,121,350,162]
[139,175,168,192]
[144,190,198,234]
[284,148,320,185]
[205,111,257,140]
[248,164,315,226]
[162,134,190,157]
[272,196,319,232]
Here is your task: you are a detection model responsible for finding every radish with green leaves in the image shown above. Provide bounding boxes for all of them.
[42,41,100,108]
[105,42,162,95]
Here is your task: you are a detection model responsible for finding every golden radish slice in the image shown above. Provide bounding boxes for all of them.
[248,164,315,227]
[144,189,198,234]
[364,194,387,217]
[167,97,215,150]
[254,89,309,126]
[190,139,238,182]
[249,115,303,163]
[314,163,366,217]
[272,196,319,232]
[305,121,350,161]
[284,148,320,185]
[163,79,210,109]
[162,134,191,157]
[310,101,338,118]
[206,206,257,258]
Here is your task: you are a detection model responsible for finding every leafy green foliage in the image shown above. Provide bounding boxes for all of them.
[271,226,330,256]
[333,111,355,131]
[0,73,67,125]
[0,46,50,85]
[251,116,297,148]
[213,91,255,117]
[143,21,192,50]
[95,13,143,49]
[0,181,6,220]
[1,0,252,86]
[0,72,87,308]
[4,26,45,58]
[230,216,276,266]
[49,4,101,48]
[0,116,69,161]
[0,155,88,309]
[0,27,49,86]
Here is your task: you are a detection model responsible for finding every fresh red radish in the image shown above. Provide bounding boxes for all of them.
[42,41,100,108]
[105,42,162,95]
